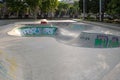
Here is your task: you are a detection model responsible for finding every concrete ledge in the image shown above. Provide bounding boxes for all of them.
[8,24,57,37]
[79,31,120,48]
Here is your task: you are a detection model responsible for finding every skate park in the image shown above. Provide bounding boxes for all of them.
[0,20,120,80]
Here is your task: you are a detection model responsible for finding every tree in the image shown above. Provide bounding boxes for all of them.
[58,2,70,10]
[107,0,120,19]
[49,0,58,18]
[73,1,80,17]
[0,3,3,18]
[78,0,113,21]
[89,0,99,14]
[57,2,71,17]
[49,0,58,12]
[40,0,58,18]
[79,0,90,13]
[25,0,58,18]
[6,0,27,18]
[25,0,42,19]
[41,0,49,13]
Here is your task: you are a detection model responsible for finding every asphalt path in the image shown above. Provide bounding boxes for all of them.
[0,20,120,80]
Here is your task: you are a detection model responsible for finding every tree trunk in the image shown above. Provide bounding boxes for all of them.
[34,6,39,19]
[101,12,104,22]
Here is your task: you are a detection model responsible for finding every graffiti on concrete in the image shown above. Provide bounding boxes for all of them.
[20,27,57,36]
[80,36,90,40]
[43,28,56,35]
[95,35,120,48]
[21,27,42,35]
[95,35,108,48]
[108,37,120,47]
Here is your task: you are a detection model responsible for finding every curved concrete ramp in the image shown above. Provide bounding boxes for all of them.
[8,23,120,48]
[55,28,79,42]
[0,51,32,80]
[55,23,94,42]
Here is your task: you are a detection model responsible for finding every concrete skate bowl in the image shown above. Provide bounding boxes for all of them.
[0,51,32,80]
[8,23,120,48]
[55,23,120,48]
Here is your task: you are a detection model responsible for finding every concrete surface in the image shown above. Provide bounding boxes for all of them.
[0,20,120,80]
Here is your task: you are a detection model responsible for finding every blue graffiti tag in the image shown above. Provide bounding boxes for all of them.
[42,28,56,35]
[20,27,57,36]
[22,28,42,35]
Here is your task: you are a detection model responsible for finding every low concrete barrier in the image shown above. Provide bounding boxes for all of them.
[8,24,57,37]
[78,31,120,48]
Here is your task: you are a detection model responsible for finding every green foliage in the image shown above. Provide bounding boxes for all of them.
[79,0,90,13]
[25,0,41,9]
[40,0,58,13]
[89,0,99,14]
[3,0,119,20]
[73,1,79,12]
[6,0,23,12]
[41,0,50,12]
[107,0,120,16]
[58,2,71,11]
[49,0,58,12]
[57,1,74,17]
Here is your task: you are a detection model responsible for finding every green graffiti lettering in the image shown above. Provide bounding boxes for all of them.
[108,40,120,47]
[95,35,108,48]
